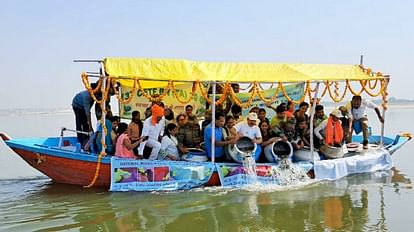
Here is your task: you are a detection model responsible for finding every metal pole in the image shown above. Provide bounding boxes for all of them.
[360,55,364,66]
[87,74,374,85]
[211,83,216,163]
[380,78,389,147]
[99,62,107,154]
[310,82,320,162]
[73,60,103,63]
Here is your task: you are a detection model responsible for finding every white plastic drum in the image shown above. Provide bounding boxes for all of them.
[228,136,257,163]
[264,141,293,163]
[293,148,320,162]
[181,148,208,162]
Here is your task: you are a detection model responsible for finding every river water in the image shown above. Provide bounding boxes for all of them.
[0,107,413,231]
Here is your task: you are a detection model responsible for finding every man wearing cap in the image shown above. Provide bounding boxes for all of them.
[137,104,165,160]
[235,112,263,161]
[346,95,384,149]
[314,109,344,147]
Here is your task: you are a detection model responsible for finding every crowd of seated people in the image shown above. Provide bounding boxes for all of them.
[82,90,382,161]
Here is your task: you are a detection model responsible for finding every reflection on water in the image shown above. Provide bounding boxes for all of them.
[0,168,411,231]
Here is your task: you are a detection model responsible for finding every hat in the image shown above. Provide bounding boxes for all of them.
[247,112,258,121]
[330,109,342,118]
[338,106,348,114]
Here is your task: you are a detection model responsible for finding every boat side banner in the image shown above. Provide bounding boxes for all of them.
[110,158,215,191]
[215,162,313,187]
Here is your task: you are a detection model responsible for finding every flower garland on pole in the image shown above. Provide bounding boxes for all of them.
[198,81,230,106]
[83,76,111,188]
[111,78,136,104]
[81,72,102,94]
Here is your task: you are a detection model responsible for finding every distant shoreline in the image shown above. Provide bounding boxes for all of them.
[1,102,414,116]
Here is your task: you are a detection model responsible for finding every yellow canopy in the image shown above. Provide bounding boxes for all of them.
[104,57,385,87]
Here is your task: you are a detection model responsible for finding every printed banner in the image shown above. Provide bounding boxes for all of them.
[119,83,208,119]
[216,162,313,187]
[119,82,304,119]
[110,158,215,191]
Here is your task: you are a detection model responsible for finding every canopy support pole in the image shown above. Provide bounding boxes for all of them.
[99,62,107,155]
[211,83,217,163]
[380,78,389,147]
[310,82,320,163]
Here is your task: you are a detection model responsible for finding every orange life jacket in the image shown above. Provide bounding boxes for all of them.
[324,116,343,146]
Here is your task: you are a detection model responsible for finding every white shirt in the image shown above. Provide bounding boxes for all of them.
[235,121,262,140]
[160,135,179,158]
[314,119,328,140]
[141,116,165,140]
[346,99,378,120]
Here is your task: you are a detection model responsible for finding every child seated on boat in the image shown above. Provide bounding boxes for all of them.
[158,123,180,161]
[115,123,143,159]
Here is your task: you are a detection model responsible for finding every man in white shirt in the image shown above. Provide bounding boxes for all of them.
[347,95,384,149]
[138,104,165,160]
[235,112,263,161]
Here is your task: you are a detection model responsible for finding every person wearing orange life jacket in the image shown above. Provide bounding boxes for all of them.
[314,109,344,147]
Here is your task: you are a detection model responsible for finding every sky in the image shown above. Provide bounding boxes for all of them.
[0,0,413,109]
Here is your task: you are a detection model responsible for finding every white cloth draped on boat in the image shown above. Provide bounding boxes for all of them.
[314,148,393,180]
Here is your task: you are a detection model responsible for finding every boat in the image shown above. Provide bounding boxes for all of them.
[1,58,412,190]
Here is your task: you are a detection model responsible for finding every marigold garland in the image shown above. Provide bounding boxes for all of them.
[172,81,198,104]
[84,94,109,188]
[279,81,308,104]
[326,81,348,103]
[381,78,389,111]
[82,75,112,105]
[197,81,230,106]
[368,79,379,89]
[228,82,257,108]
[112,78,136,104]
[136,79,171,102]
[256,82,281,104]
[81,72,102,94]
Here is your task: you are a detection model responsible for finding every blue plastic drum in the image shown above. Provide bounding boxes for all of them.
[182,148,208,162]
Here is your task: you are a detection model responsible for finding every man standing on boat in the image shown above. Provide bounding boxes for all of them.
[137,104,165,160]
[347,95,384,149]
[71,83,98,146]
